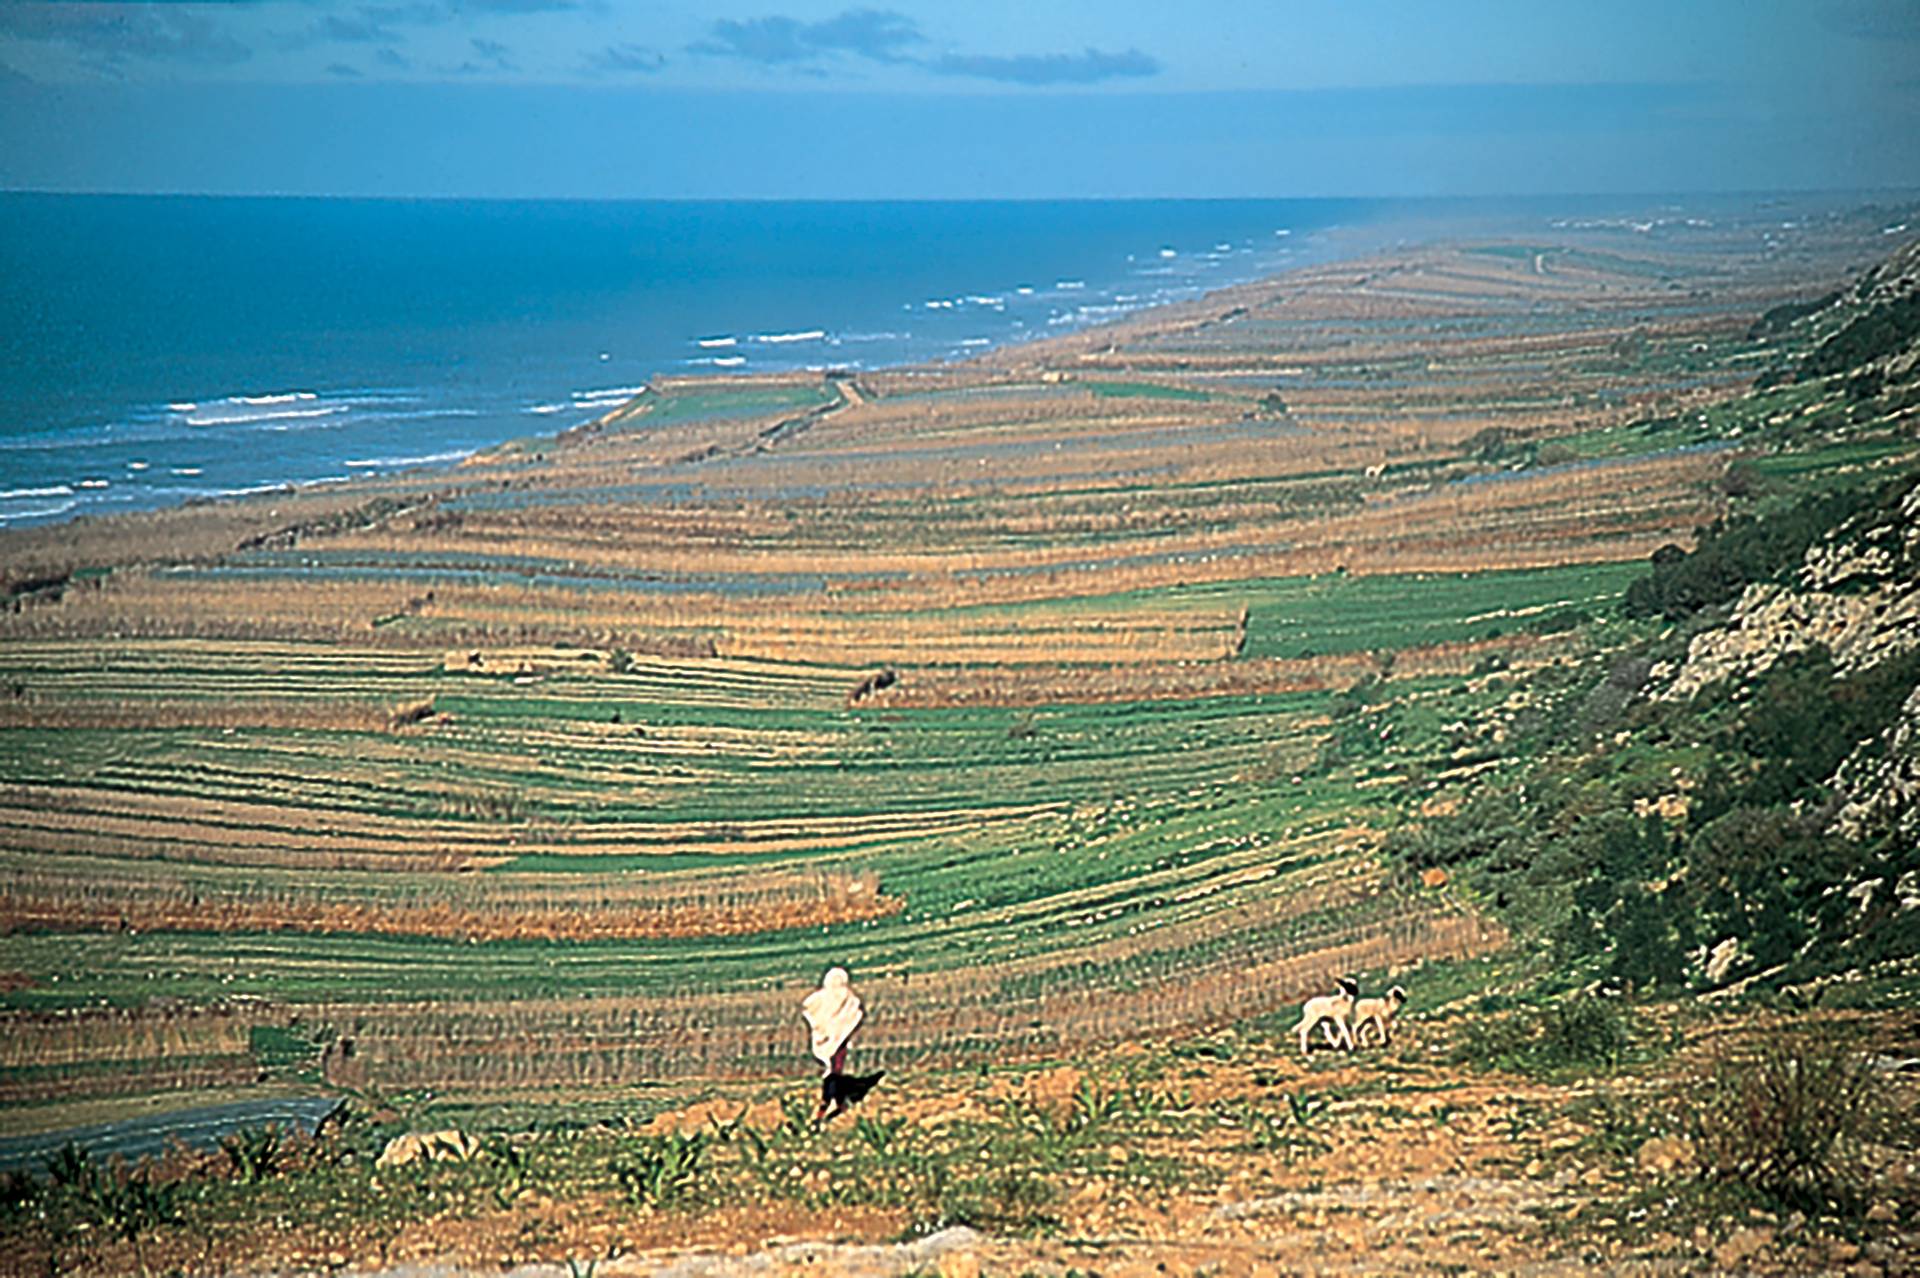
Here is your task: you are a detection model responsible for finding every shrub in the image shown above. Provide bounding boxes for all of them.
[1534,996,1630,1070]
[939,1168,1056,1232]
[219,1124,284,1184]
[1454,995,1630,1075]
[1621,486,1878,621]
[1686,1037,1898,1214]
[96,1166,183,1276]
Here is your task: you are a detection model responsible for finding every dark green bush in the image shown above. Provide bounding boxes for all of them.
[1747,290,1840,341]
[1453,996,1631,1076]
[1797,292,1920,381]
[1623,487,1876,621]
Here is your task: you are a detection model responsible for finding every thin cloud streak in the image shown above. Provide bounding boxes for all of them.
[689,7,1158,85]
[0,2,253,66]
[584,41,666,75]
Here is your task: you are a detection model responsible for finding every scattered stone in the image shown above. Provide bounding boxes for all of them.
[935,1250,981,1278]
[376,1128,480,1168]
[1634,1135,1697,1176]
[1420,867,1449,889]
[1715,1226,1773,1269]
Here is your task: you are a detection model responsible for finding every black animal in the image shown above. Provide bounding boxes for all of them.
[818,1069,886,1122]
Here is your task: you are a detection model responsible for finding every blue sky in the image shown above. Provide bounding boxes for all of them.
[1,1,1916,197]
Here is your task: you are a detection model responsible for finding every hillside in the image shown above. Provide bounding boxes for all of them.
[1,203,1918,1274]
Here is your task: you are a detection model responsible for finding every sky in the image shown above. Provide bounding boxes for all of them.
[0,1,1917,198]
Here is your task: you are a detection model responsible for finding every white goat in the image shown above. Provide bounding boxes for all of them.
[1295,977,1360,1054]
[1352,985,1408,1048]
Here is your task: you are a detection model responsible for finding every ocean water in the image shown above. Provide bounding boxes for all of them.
[0,195,1394,528]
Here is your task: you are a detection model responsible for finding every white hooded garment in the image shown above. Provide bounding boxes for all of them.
[801,966,863,1068]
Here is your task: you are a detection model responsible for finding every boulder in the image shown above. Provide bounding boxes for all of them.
[375,1128,480,1168]
[1635,1134,1697,1176]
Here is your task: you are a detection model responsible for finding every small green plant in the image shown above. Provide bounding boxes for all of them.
[779,1095,815,1136]
[44,1142,99,1197]
[93,1164,183,1278]
[484,1133,535,1207]
[219,1124,285,1184]
[1233,1102,1295,1153]
[1071,1077,1125,1130]
[1284,1090,1327,1125]
[0,1169,37,1220]
[853,1114,905,1154]
[612,1132,706,1209]
[736,1123,771,1166]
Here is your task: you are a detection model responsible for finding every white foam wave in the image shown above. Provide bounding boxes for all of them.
[527,403,570,415]
[837,331,905,343]
[752,329,826,344]
[686,356,747,368]
[1158,247,1177,258]
[696,336,738,348]
[923,299,954,310]
[353,407,481,424]
[221,476,347,498]
[77,479,110,490]
[170,467,202,477]
[958,337,992,347]
[571,385,647,402]
[344,449,469,469]
[185,405,347,427]
[233,391,318,406]
[0,499,78,523]
[0,485,74,500]
[167,402,197,413]
[1015,285,1034,295]
[127,461,149,471]
[1056,280,1085,290]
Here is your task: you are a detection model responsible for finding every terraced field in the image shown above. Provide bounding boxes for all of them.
[1,207,1907,1122]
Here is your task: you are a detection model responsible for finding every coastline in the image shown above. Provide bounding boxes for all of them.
[0,191,1906,599]
[0,195,1389,533]
[6,189,1882,538]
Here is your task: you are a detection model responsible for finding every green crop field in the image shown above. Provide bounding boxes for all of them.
[2,217,1911,1129]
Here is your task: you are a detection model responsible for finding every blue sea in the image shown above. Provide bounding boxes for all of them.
[0,195,1414,528]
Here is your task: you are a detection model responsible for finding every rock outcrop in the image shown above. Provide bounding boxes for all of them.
[1829,685,1920,844]
[1656,481,1920,701]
